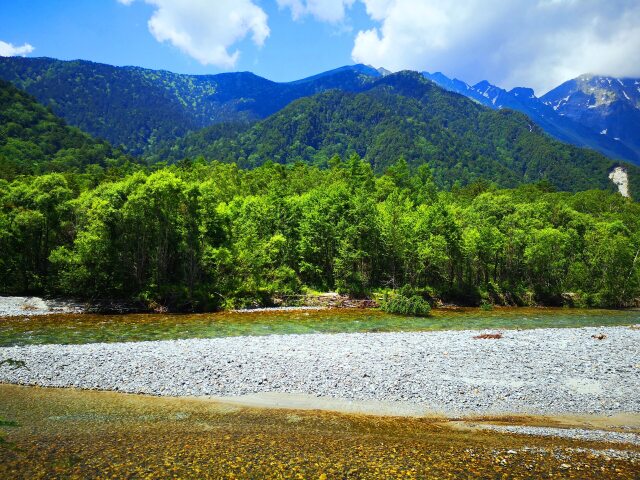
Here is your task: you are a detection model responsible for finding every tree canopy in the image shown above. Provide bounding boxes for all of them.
[0,79,134,180]
[2,157,639,310]
[153,72,639,196]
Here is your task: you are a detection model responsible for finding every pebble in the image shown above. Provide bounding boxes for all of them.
[0,326,639,417]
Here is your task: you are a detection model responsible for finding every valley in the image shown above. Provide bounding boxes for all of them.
[2,7,640,476]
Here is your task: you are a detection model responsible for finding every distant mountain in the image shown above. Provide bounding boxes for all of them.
[162,71,638,195]
[541,75,640,163]
[375,66,393,76]
[0,57,379,155]
[4,55,638,169]
[423,72,640,164]
[0,79,130,179]
[289,64,382,84]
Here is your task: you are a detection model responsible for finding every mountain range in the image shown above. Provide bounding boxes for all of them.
[0,56,639,196]
[542,75,640,160]
[154,71,631,194]
[2,57,639,168]
[423,72,640,164]
[0,57,381,155]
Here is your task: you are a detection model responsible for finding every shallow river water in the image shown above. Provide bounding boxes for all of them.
[1,307,639,478]
[1,306,638,346]
[1,384,639,479]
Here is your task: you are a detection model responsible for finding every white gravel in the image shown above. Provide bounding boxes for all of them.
[0,296,84,317]
[0,326,639,416]
[478,425,640,446]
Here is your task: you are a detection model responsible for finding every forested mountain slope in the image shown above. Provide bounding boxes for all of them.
[3,55,639,173]
[0,57,379,154]
[0,79,131,179]
[162,72,639,195]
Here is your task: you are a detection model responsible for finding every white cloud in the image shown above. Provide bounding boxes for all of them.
[0,40,34,57]
[120,0,269,69]
[277,0,355,23]
[350,0,640,94]
[117,0,640,91]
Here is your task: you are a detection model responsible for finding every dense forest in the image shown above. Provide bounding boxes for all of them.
[0,57,379,154]
[152,72,640,195]
[0,80,133,179]
[2,67,640,312]
[2,156,639,310]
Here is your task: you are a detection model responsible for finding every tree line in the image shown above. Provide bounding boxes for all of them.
[147,72,637,198]
[2,155,639,310]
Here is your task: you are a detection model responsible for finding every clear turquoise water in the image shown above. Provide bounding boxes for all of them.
[0,307,638,347]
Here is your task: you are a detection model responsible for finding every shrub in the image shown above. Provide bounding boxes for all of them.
[480,300,494,311]
[380,290,431,317]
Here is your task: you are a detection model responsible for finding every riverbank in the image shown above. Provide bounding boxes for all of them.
[0,294,376,317]
[3,293,640,321]
[0,296,86,317]
[2,326,638,417]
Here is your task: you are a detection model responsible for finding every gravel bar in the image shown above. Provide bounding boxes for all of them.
[0,296,84,317]
[1,326,639,416]
[477,425,640,446]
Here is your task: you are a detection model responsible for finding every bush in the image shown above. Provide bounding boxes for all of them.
[380,291,431,317]
[480,300,494,311]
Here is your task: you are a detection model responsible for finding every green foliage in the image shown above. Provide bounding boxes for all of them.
[480,301,494,311]
[380,288,432,317]
[0,79,134,179]
[3,158,640,310]
[162,72,640,196]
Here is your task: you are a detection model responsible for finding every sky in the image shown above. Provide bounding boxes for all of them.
[1,0,639,95]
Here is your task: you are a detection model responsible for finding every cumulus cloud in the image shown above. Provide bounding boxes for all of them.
[277,0,355,23]
[117,0,640,91]
[120,0,269,69]
[0,40,34,57]
[350,0,640,94]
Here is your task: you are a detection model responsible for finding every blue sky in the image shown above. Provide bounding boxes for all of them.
[2,1,640,93]
[0,1,374,81]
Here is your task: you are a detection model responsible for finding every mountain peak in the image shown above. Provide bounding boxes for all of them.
[372,66,392,76]
[428,71,454,83]
[291,64,381,85]
[472,80,493,91]
[541,73,640,162]
[509,87,536,99]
